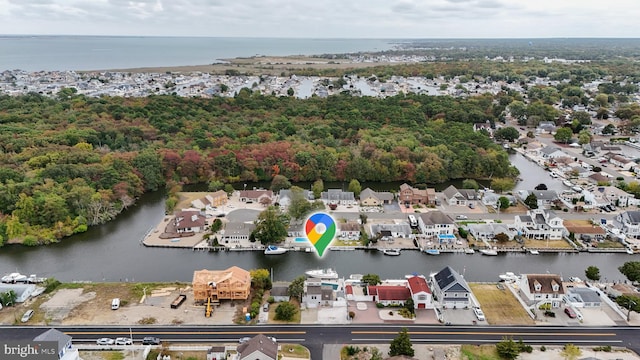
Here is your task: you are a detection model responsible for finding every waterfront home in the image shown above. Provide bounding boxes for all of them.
[370,223,412,239]
[536,121,557,134]
[429,266,472,309]
[513,209,566,240]
[617,211,640,239]
[407,275,433,309]
[517,190,559,209]
[320,189,356,206]
[277,189,313,208]
[587,173,612,185]
[191,191,228,210]
[417,211,455,238]
[303,279,336,308]
[563,221,606,243]
[237,334,277,360]
[467,223,517,242]
[473,121,493,136]
[339,222,361,239]
[220,222,255,244]
[442,185,478,207]
[33,328,78,360]
[566,287,602,308]
[399,183,435,206]
[540,146,568,159]
[367,285,411,307]
[192,266,251,304]
[174,210,207,233]
[239,189,274,204]
[359,187,394,206]
[270,282,291,302]
[609,154,636,170]
[481,193,516,208]
[518,273,565,308]
[583,186,635,208]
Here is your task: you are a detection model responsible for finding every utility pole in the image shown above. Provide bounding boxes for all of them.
[627,299,636,322]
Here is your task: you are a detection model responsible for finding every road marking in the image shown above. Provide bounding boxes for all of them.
[353,338,623,344]
[66,331,306,335]
[352,331,616,337]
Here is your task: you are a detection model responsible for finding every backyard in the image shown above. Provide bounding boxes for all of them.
[470,284,535,325]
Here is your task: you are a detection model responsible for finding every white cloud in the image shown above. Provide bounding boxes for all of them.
[0,0,639,38]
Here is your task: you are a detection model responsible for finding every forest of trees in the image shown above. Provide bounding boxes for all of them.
[0,91,518,246]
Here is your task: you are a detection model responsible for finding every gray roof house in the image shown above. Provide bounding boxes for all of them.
[370,223,412,239]
[359,188,394,206]
[417,211,455,238]
[442,185,477,206]
[270,281,291,302]
[220,222,255,244]
[237,334,278,360]
[540,146,567,159]
[278,189,313,208]
[566,287,602,308]
[467,223,517,241]
[34,329,75,360]
[618,211,640,239]
[0,283,36,303]
[320,189,356,205]
[517,190,559,209]
[429,266,472,309]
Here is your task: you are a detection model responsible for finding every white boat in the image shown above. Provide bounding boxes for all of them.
[381,248,401,256]
[627,248,635,255]
[464,248,475,254]
[499,272,520,282]
[528,249,540,255]
[27,274,47,284]
[480,249,498,256]
[563,180,573,187]
[550,172,558,178]
[1,272,27,283]
[572,185,583,192]
[264,245,288,255]
[424,249,440,255]
[305,268,339,279]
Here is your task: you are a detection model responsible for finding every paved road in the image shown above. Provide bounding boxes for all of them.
[4,324,640,360]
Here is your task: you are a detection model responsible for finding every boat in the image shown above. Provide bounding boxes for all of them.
[480,249,498,256]
[572,185,583,192]
[381,248,401,256]
[1,273,27,283]
[549,172,558,178]
[499,272,520,282]
[264,245,288,255]
[305,268,339,279]
[464,248,475,254]
[528,249,540,255]
[424,249,440,255]
[627,248,635,255]
[563,180,573,187]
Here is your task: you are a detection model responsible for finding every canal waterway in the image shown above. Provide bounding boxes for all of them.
[0,154,635,283]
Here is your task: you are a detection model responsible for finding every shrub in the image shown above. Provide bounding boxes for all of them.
[345,346,360,356]
[376,303,384,308]
[267,296,275,304]
[348,311,356,320]
[540,345,546,352]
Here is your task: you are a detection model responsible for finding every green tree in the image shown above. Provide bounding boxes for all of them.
[275,301,297,321]
[208,179,224,192]
[270,175,291,193]
[524,193,539,209]
[288,276,306,302]
[554,127,573,144]
[495,337,520,360]
[133,148,165,191]
[403,298,415,315]
[534,183,547,190]
[578,129,592,145]
[362,273,381,287]
[585,266,601,281]
[287,186,313,220]
[0,290,17,307]
[494,127,520,142]
[494,232,509,243]
[253,206,289,245]
[287,87,295,97]
[462,179,479,190]
[602,124,616,135]
[571,111,592,125]
[250,268,272,290]
[311,179,324,199]
[388,328,414,357]
[491,178,515,193]
[348,179,362,197]
[619,262,640,282]
[224,184,235,195]
[560,343,582,360]
[210,218,223,233]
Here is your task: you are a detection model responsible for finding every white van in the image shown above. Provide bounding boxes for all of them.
[111,298,120,310]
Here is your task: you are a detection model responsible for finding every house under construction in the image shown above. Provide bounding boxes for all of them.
[192,266,251,305]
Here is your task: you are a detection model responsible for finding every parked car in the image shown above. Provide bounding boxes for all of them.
[544,310,556,317]
[455,215,468,220]
[96,338,115,345]
[115,337,133,345]
[268,336,277,343]
[142,337,160,345]
[238,337,251,344]
[564,307,577,318]
[473,307,485,321]
[20,310,34,323]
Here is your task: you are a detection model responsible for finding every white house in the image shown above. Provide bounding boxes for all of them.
[513,209,566,240]
[407,275,433,309]
[320,189,356,206]
[540,146,568,159]
[33,328,79,360]
[174,210,207,233]
[302,279,336,308]
[429,266,472,309]
[442,185,478,206]
[517,190,559,209]
[467,223,517,241]
[618,211,640,239]
[417,211,455,238]
[220,222,255,244]
[339,222,361,239]
[518,274,565,308]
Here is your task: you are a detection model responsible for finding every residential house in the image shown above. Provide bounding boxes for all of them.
[517,190,559,209]
[610,154,636,171]
[220,222,255,245]
[540,146,568,159]
[32,328,79,360]
[513,209,566,240]
[473,121,493,136]
[239,189,274,205]
[277,189,312,208]
[359,188,394,206]
[399,183,432,206]
[320,189,356,206]
[587,173,612,185]
[370,223,413,239]
[481,193,516,208]
[191,191,228,210]
[206,346,226,360]
[429,266,472,309]
[442,185,478,206]
[287,220,304,238]
[303,279,336,308]
[467,223,517,242]
[417,211,455,238]
[174,210,207,233]
[237,334,278,360]
[270,282,291,302]
[407,275,433,309]
[518,274,565,308]
[564,221,606,243]
[536,121,557,134]
[368,285,411,306]
[617,211,640,239]
[566,287,601,308]
[339,222,361,239]
[583,186,635,208]
[192,266,251,304]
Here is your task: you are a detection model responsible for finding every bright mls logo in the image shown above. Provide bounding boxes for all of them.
[305,212,337,257]
[3,341,57,360]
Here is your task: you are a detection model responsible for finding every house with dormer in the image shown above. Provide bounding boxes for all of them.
[359,188,394,206]
[518,274,565,308]
[473,121,493,136]
[399,183,435,206]
[513,209,566,240]
[417,211,455,238]
[320,189,356,206]
[429,266,472,309]
[442,185,478,206]
[174,210,207,233]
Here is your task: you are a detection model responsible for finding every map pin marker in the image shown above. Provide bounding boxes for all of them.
[305,212,336,258]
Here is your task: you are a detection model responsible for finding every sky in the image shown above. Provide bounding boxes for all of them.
[1,0,639,39]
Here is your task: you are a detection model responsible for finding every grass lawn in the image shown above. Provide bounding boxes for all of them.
[460,344,500,360]
[268,300,301,324]
[523,238,573,249]
[596,240,625,248]
[280,344,310,358]
[333,239,363,246]
[470,284,534,325]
